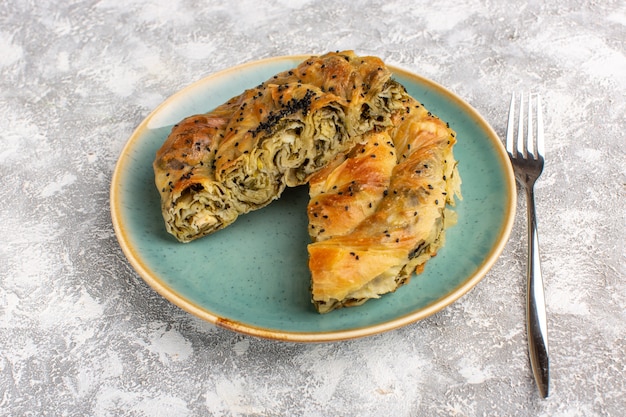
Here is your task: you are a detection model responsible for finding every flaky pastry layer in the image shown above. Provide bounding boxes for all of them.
[307,96,461,313]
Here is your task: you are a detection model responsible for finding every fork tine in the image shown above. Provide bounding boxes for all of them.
[536,94,545,158]
[517,92,525,156]
[506,93,516,155]
[527,93,535,158]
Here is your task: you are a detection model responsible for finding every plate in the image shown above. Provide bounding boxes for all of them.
[110,55,516,342]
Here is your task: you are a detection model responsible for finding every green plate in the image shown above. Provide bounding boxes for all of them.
[110,55,516,342]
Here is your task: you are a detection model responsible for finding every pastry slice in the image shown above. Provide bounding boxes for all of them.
[153,51,411,242]
[308,97,461,313]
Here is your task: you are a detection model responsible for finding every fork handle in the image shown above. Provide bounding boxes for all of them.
[525,186,550,398]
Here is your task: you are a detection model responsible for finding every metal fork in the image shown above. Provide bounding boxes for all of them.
[506,92,550,398]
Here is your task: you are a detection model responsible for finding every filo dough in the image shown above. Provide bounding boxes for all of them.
[154,51,411,242]
[307,96,462,313]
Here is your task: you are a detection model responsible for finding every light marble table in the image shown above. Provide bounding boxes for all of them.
[1,1,624,416]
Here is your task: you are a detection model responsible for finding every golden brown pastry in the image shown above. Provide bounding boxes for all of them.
[307,96,462,313]
[154,51,411,242]
[307,130,397,241]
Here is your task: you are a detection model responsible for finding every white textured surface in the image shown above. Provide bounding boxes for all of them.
[1,1,625,415]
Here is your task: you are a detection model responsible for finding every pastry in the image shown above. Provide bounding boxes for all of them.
[307,130,397,242]
[307,96,461,313]
[153,51,462,314]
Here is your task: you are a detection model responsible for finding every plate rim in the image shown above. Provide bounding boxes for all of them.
[110,54,516,342]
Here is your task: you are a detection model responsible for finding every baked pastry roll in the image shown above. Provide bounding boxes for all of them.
[307,97,462,313]
[154,51,411,242]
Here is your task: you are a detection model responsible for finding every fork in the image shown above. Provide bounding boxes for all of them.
[506,92,550,398]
